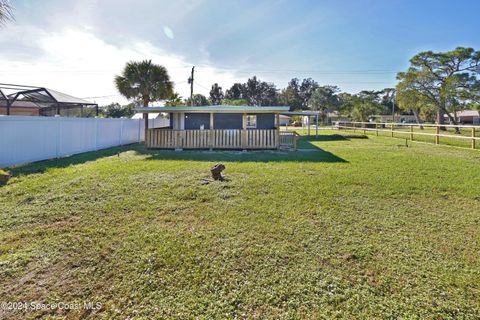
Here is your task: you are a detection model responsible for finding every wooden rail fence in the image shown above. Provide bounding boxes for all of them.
[336,121,479,150]
[146,129,298,150]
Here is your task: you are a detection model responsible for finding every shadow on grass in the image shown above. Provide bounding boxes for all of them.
[301,134,368,142]
[136,147,346,164]
[132,133,361,164]
[296,134,368,149]
[9,136,353,176]
[7,144,139,177]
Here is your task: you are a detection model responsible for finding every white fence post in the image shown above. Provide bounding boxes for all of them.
[55,116,61,158]
[137,119,141,143]
[119,118,124,146]
[94,117,99,151]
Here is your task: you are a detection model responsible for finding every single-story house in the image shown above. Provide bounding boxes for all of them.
[372,114,418,123]
[279,114,291,126]
[449,110,480,124]
[135,105,300,150]
[0,100,41,116]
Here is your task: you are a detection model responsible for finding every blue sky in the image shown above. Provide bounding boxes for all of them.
[1,0,479,104]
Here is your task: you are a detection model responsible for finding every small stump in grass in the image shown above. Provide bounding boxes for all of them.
[211,164,225,181]
[0,172,11,186]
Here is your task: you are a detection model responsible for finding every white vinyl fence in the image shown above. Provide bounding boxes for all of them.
[0,116,147,167]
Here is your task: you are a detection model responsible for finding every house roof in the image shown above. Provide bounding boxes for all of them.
[445,110,480,118]
[281,111,320,116]
[457,110,480,117]
[135,105,290,113]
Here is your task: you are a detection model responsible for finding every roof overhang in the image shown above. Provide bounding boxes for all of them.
[131,112,163,119]
[281,111,320,116]
[135,105,290,113]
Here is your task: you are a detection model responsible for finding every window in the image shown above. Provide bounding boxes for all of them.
[246,115,257,128]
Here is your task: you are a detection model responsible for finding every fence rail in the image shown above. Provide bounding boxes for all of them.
[336,121,479,150]
[147,129,297,150]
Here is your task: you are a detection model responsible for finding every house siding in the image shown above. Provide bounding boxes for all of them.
[213,113,276,129]
[184,113,210,129]
[172,112,277,130]
[0,107,41,116]
[213,113,243,129]
[255,113,275,129]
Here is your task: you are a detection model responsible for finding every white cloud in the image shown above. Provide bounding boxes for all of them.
[0,27,244,105]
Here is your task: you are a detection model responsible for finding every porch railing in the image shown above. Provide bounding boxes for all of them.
[146,129,296,149]
[280,131,298,149]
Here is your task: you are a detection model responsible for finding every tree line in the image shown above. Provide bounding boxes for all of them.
[106,72,397,122]
[165,80,400,124]
[109,47,479,125]
[162,77,404,123]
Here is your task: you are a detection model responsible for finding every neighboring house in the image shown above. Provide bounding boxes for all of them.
[372,114,418,123]
[454,110,480,124]
[0,100,41,116]
[301,111,341,125]
[279,114,291,126]
[135,105,295,150]
[0,84,98,117]
[444,110,480,124]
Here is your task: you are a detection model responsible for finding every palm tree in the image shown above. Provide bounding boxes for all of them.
[115,60,173,107]
[0,0,14,26]
[115,60,173,132]
[164,92,184,106]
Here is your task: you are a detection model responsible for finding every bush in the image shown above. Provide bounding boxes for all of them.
[0,169,11,185]
[100,103,135,118]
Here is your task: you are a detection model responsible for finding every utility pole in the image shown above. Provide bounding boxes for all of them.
[188,66,195,106]
[392,98,395,123]
[391,89,396,123]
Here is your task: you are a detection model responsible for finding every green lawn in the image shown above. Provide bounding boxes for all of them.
[1,131,479,319]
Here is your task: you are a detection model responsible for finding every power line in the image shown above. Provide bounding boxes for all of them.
[80,80,189,99]
[192,65,397,74]
[80,94,122,99]
[195,82,211,91]
[196,71,396,75]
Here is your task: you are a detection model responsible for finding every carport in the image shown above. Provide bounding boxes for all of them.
[281,111,320,138]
